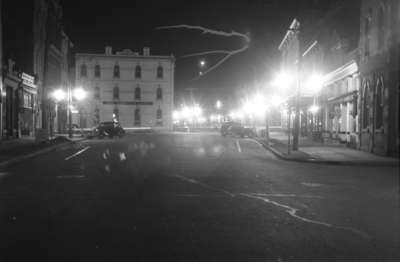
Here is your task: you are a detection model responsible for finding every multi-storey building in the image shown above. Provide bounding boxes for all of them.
[358,0,399,156]
[75,47,175,131]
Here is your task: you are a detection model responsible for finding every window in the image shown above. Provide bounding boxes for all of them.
[113,108,119,121]
[80,64,87,77]
[135,86,141,100]
[157,65,163,79]
[114,64,120,78]
[23,92,32,108]
[134,108,141,126]
[113,86,119,100]
[375,77,384,129]
[135,65,141,79]
[95,65,101,78]
[378,6,384,49]
[94,86,100,100]
[156,108,163,126]
[362,80,370,129]
[156,86,162,100]
[94,107,100,124]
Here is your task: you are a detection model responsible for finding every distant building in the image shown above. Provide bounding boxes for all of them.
[75,47,175,130]
[358,0,399,156]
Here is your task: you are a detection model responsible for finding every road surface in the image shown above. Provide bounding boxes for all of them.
[0,133,399,261]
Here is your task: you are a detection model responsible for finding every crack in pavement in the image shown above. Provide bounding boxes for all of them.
[241,193,371,240]
[170,174,371,240]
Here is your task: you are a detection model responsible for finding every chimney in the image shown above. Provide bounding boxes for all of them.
[143,47,150,56]
[105,46,112,55]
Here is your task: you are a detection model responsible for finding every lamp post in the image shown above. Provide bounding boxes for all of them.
[51,86,86,139]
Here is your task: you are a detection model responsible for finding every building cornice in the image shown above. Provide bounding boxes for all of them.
[76,53,175,61]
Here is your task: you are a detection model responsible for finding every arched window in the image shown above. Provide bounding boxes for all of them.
[134,108,141,126]
[156,86,162,100]
[113,86,119,100]
[95,65,101,77]
[80,64,87,77]
[378,6,384,49]
[157,65,163,79]
[135,65,141,79]
[362,80,370,129]
[375,77,384,129]
[94,86,100,100]
[114,64,120,78]
[156,108,163,126]
[135,86,141,100]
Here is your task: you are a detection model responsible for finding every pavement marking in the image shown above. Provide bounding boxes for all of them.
[235,140,242,153]
[241,193,371,239]
[252,139,265,148]
[171,174,235,197]
[64,146,90,161]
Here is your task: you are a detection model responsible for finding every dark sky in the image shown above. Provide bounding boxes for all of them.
[61,0,341,93]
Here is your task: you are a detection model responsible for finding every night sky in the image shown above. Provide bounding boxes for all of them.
[61,0,343,95]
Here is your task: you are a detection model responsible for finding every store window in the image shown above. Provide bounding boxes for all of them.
[362,80,370,129]
[156,108,163,126]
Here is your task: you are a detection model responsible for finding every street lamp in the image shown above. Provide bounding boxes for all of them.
[216,100,222,110]
[51,86,87,138]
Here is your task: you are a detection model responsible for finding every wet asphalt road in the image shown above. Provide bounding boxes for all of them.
[0,132,399,262]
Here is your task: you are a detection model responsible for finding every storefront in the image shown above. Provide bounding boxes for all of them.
[2,69,37,139]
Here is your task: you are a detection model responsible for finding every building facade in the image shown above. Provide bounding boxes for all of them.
[75,47,175,131]
[358,0,399,156]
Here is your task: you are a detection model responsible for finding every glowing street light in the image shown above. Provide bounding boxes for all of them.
[216,100,222,110]
[272,71,294,90]
[73,87,87,101]
[52,89,66,102]
[308,105,320,114]
[199,59,206,68]
[305,73,324,94]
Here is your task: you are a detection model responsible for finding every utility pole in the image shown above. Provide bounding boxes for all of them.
[292,22,302,151]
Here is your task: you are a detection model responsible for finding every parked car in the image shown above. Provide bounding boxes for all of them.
[221,121,255,138]
[93,121,125,138]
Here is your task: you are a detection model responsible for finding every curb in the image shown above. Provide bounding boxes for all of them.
[0,138,87,169]
[254,139,399,167]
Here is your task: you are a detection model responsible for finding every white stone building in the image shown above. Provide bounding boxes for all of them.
[75,47,175,131]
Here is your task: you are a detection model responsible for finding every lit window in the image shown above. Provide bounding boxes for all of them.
[114,64,120,78]
[157,66,163,79]
[156,86,162,100]
[80,64,87,77]
[113,86,119,100]
[95,65,101,77]
[135,65,141,79]
[135,86,141,100]
[113,108,119,121]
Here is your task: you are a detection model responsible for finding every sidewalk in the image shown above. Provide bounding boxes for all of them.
[256,131,399,166]
[0,135,86,168]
